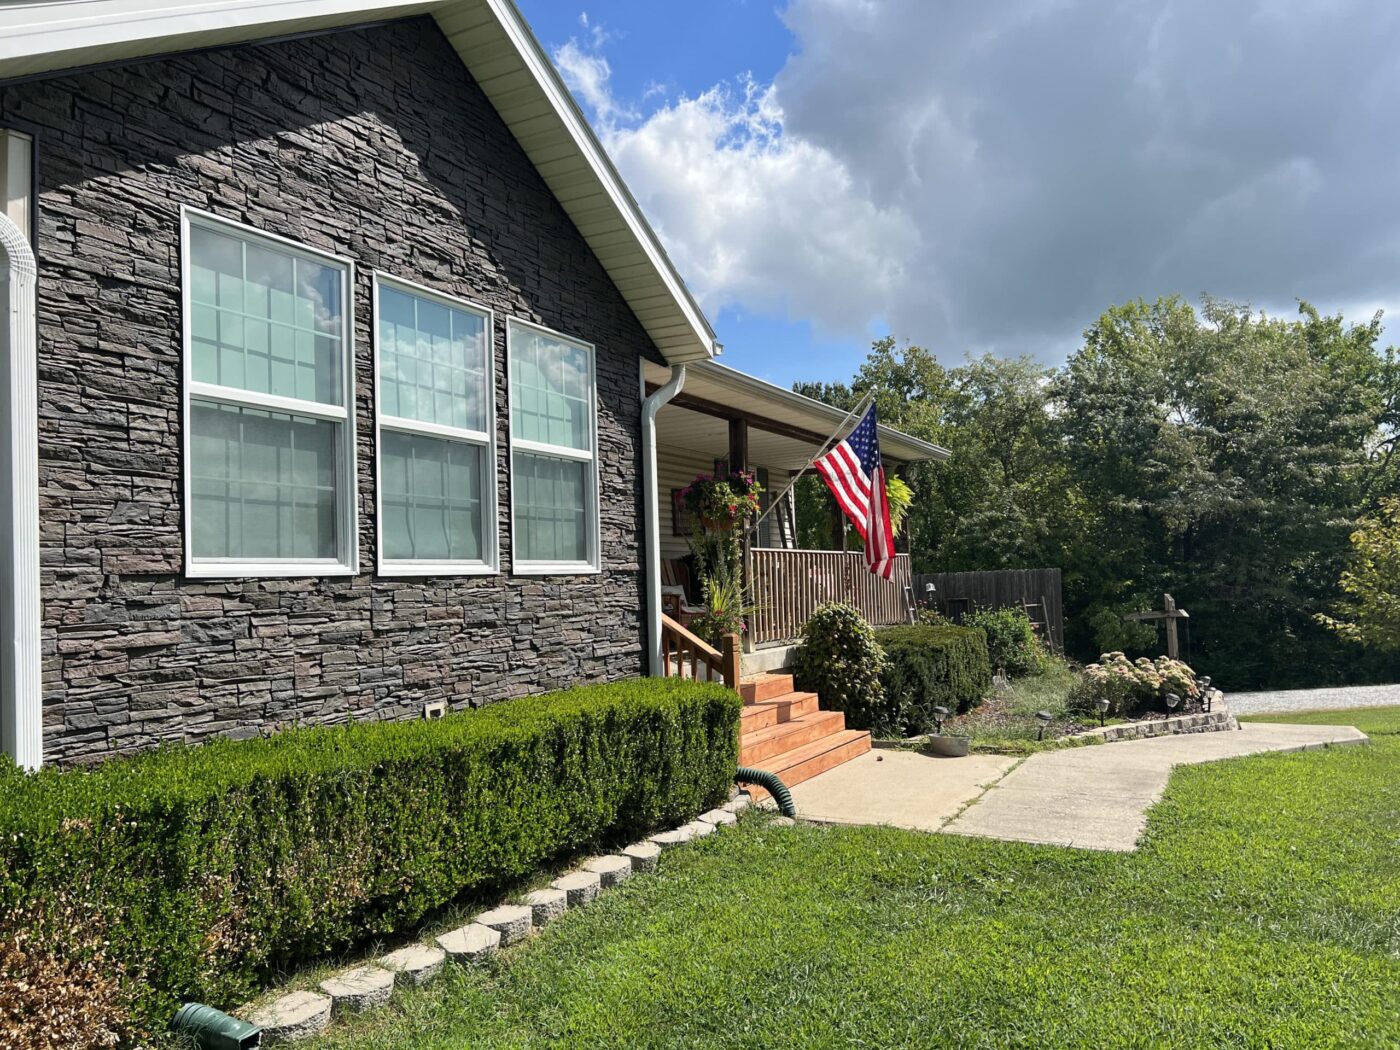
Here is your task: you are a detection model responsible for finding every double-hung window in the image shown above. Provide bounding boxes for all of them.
[507,319,599,573]
[182,209,356,577]
[374,275,496,574]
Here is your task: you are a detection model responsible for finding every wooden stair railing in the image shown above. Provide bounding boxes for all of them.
[660,613,741,692]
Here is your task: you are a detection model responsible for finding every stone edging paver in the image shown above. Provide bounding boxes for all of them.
[242,792,754,1043]
[1075,696,1236,744]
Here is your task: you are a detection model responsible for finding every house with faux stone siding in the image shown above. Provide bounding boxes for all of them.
[0,0,946,772]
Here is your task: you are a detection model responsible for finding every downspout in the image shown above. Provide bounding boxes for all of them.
[0,213,40,770]
[641,364,686,676]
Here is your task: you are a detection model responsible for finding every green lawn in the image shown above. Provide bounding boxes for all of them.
[311,708,1400,1049]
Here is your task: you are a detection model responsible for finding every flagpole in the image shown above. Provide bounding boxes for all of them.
[749,390,875,534]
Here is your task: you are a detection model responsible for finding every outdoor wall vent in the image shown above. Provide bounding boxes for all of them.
[423,701,447,721]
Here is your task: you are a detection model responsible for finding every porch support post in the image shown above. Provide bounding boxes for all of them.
[727,417,748,475]
[728,417,754,653]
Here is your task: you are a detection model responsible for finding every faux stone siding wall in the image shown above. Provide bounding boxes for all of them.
[0,17,663,763]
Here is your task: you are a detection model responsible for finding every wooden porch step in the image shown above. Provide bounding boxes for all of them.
[739,692,819,733]
[740,674,796,704]
[740,709,847,766]
[741,729,871,800]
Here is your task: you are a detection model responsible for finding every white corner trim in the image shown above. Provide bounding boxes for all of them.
[0,213,41,770]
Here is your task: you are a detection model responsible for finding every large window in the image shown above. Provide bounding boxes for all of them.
[182,210,356,576]
[374,275,496,574]
[507,319,599,573]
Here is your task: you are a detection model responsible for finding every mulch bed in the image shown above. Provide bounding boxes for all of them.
[950,692,1208,741]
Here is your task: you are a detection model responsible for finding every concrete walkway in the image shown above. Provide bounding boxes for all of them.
[787,750,1018,832]
[1227,683,1400,715]
[789,722,1367,852]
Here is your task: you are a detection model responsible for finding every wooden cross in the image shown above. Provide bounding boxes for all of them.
[1125,593,1190,660]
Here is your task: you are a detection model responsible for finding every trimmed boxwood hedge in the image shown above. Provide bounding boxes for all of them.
[0,678,740,1034]
[875,625,993,727]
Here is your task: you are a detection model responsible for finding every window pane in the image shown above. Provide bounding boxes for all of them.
[509,325,591,451]
[513,452,587,563]
[378,285,488,432]
[380,431,484,563]
[188,223,343,406]
[190,401,339,560]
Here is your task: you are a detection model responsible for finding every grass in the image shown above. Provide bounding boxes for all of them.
[304,707,1400,1049]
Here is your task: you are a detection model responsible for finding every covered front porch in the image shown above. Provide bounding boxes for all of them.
[645,360,947,656]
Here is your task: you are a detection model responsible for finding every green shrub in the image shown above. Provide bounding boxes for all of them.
[875,624,993,729]
[962,607,1047,676]
[793,603,891,734]
[0,679,740,1036]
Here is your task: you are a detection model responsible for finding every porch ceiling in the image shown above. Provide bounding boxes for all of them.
[655,402,823,473]
[645,359,950,465]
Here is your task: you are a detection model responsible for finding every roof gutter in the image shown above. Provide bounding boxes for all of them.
[0,212,41,770]
[641,362,686,677]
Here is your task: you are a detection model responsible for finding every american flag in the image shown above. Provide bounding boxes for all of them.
[814,403,896,579]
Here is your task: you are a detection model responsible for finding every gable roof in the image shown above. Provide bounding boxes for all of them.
[0,0,718,364]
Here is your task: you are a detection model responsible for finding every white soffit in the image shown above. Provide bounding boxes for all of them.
[0,0,718,365]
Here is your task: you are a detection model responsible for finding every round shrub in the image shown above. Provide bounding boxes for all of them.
[793,603,892,734]
[876,624,994,730]
[962,607,1047,677]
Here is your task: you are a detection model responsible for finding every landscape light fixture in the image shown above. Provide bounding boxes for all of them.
[1198,676,1213,712]
[1165,692,1181,712]
[1035,709,1054,741]
[1095,697,1110,727]
[931,705,950,735]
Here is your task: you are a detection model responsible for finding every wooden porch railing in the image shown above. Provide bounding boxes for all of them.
[749,549,912,645]
[660,613,741,692]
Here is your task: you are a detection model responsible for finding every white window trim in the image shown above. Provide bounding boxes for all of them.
[372,272,499,577]
[180,206,358,579]
[506,317,601,576]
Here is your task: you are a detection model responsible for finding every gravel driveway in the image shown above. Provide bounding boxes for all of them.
[1227,683,1400,715]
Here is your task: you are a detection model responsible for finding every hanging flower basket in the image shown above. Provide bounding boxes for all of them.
[678,471,763,534]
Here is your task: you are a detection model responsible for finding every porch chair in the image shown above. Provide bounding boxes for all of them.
[660,559,707,623]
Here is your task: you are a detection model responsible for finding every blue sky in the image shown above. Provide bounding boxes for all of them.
[518,1,1400,389]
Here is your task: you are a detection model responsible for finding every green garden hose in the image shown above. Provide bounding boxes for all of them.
[735,767,796,817]
[170,1003,261,1048]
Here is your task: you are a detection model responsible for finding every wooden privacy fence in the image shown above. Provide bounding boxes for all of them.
[749,549,912,645]
[913,568,1064,654]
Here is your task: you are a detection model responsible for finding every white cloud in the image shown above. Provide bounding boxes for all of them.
[555,1,1400,359]
[552,25,916,339]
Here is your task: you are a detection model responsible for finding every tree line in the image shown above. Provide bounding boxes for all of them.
[793,296,1400,690]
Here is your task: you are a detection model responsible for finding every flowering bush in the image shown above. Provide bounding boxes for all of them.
[679,471,763,530]
[1070,652,1202,716]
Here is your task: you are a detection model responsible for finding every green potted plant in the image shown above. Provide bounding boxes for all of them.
[680,470,762,647]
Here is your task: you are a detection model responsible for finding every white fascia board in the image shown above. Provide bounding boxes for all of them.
[474,0,717,363]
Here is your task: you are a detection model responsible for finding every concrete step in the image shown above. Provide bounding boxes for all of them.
[739,692,820,733]
[740,709,847,766]
[741,674,796,703]
[743,729,872,800]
